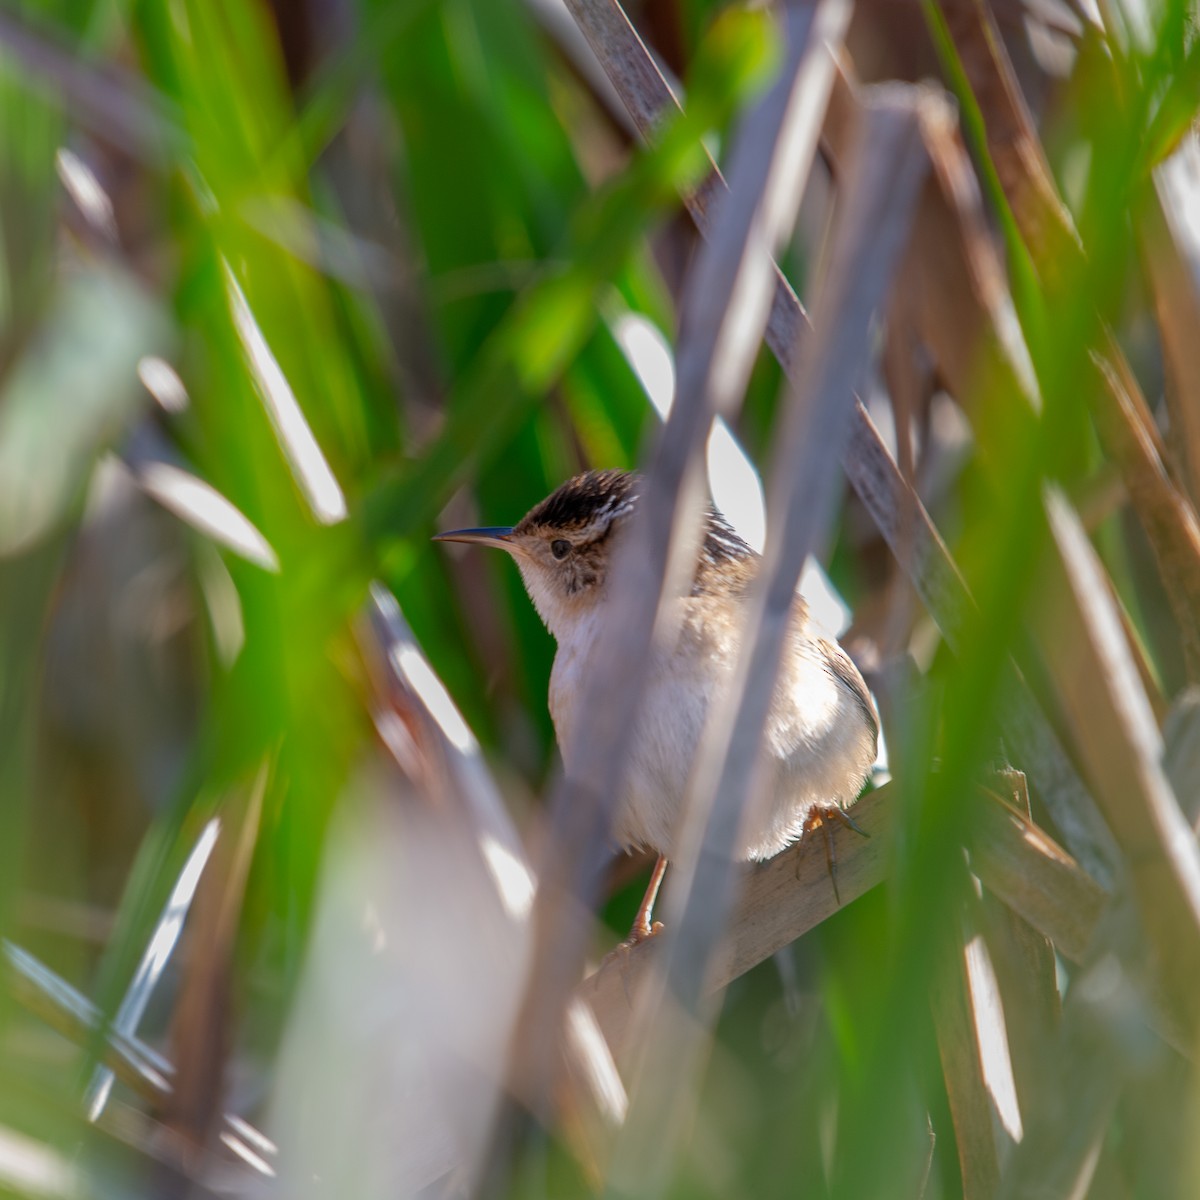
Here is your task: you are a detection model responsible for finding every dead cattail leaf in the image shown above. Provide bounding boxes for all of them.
[2,939,276,1178]
[84,817,222,1124]
[1140,133,1200,505]
[361,584,534,921]
[823,63,1123,883]
[974,773,1061,1120]
[1164,689,1200,832]
[1088,347,1200,682]
[1037,488,1200,1040]
[932,913,1011,1199]
[974,780,1192,1059]
[360,586,634,1174]
[993,945,1134,1200]
[978,888,1061,1123]
[969,785,1109,966]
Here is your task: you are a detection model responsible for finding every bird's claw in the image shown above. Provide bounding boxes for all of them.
[801,804,870,905]
[602,920,665,1002]
[620,919,664,950]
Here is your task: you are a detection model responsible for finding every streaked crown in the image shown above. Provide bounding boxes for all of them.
[514,469,639,543]
[517,469,755,595]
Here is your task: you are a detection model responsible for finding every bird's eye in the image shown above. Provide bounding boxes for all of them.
[550,539,571,560]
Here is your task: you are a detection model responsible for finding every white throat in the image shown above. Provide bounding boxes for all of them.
[515,560,592,644]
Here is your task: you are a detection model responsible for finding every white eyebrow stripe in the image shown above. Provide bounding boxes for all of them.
[578,494,638,541]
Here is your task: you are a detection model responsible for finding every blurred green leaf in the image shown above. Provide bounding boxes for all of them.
[0,267,168,556]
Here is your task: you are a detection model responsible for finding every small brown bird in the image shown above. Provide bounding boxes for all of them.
[436,469,877,940]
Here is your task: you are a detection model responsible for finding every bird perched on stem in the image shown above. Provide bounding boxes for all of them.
[435,469,877,942]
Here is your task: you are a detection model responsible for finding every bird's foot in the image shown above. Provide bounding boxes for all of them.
[801,804,870,905]
[811,805,870,840]
[619,919,664,950]
[621,854,668,950]
[602,919,665,1001]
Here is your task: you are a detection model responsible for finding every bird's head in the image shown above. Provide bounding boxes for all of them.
[434,470,639,640]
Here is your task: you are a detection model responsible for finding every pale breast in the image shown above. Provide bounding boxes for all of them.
[548,596,876,862]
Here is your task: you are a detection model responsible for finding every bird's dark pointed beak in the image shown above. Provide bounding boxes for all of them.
[432,526,517,550]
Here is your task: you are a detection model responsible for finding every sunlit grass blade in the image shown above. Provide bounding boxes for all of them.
[222,263,348,528]
[84,817,221,1121]
[3,938,277,1179]
[363,584,535,921]
[124,436,280,573]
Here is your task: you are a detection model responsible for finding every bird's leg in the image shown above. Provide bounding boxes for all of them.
[801,805,871,905]
[626,854,668,944]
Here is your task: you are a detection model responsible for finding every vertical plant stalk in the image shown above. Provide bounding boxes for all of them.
[607,90,929,1194]
[1088,345,1200,682]
[993,921,1136,1200]
[500,0,847,1131]
[974,774,1062,1125]
[825,63,1119,883]
[938,0,1081,280]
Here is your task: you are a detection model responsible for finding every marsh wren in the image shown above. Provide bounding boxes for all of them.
[436,470,878,940]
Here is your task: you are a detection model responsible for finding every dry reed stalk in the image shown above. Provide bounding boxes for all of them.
[506,0,847,1133]
[603,76,929,1192]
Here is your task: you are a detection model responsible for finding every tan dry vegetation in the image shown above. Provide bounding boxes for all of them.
[2,0,1199,1197]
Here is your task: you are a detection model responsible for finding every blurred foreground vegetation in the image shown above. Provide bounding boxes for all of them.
[2,0,1200,1197]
